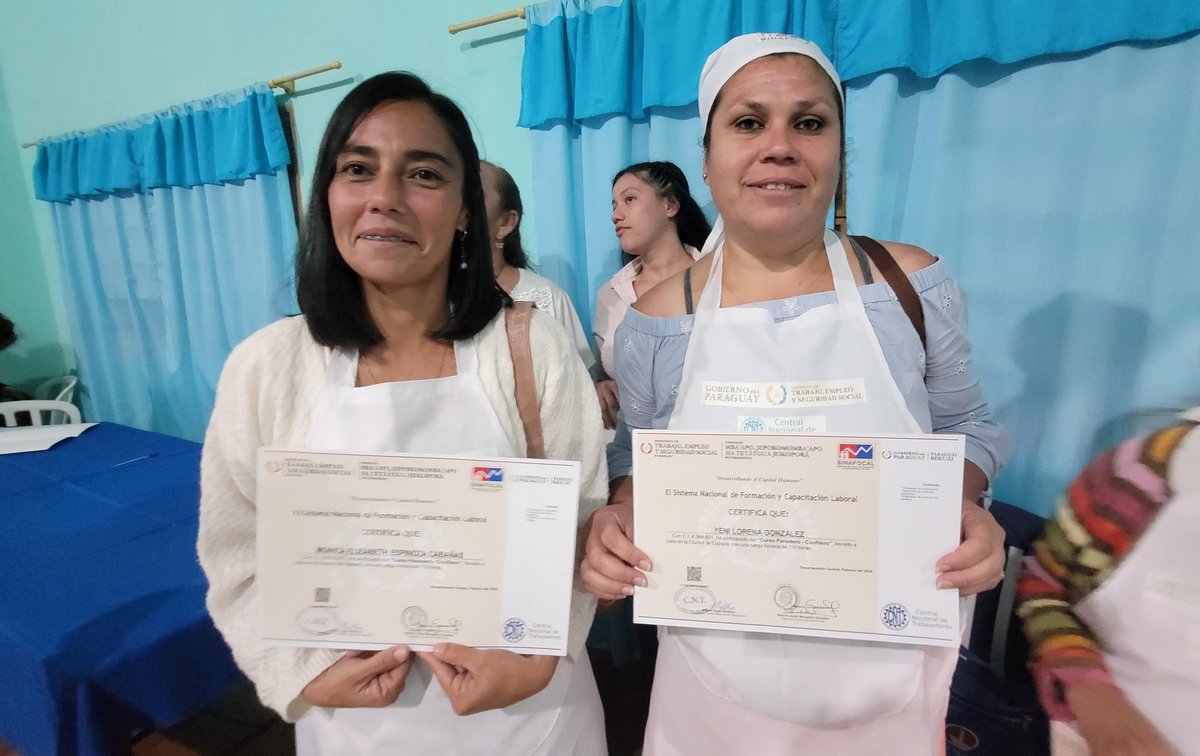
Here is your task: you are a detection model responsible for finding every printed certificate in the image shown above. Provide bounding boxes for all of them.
[256,449,581,655]
[632,431,964,647]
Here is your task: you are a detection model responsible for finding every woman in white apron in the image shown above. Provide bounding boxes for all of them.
[581,34,1011,754]
[1019,410,1199,756]
[198,72,606,755]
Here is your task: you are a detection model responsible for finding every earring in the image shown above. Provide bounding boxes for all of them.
[702,172,708,181]
[456,228,469,269]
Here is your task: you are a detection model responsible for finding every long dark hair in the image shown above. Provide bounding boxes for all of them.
[481,161,529,269]
[612,161,711,251]
[295,72,505,348]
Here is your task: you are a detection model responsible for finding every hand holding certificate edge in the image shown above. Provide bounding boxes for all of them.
[419,644,559,715]
[934,495,1006,595]
[934,461,1006,596]
[301,645,414,708]
[580,476,652,602]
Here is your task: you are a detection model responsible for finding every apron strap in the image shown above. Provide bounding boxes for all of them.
[850,235,927,349]
[505,302,546,459]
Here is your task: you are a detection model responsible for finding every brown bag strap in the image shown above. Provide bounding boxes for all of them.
[504,302,546,459]
[849,235,927,350]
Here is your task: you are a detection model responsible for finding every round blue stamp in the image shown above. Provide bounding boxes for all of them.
[880,602,910,631]
[502,617,526,643]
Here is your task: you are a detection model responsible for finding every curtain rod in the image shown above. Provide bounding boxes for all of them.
[20,61,343,148]
[449,7,525,34]
[267,61,342,93]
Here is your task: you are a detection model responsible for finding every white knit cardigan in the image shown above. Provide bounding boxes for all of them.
[198,312,606,722]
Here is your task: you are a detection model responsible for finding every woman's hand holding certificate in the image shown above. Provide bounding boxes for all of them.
[301,646,415,708]
[420,644,559,715]
[580,477,651,602]
[937,496,1007,594]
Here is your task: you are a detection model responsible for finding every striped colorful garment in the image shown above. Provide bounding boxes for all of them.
[1016,415,1199,720]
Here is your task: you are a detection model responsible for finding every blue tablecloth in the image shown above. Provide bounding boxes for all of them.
[0,423,244,756]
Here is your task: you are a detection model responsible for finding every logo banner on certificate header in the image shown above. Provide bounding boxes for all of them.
[256,449,581,655]
[632,430,964,647]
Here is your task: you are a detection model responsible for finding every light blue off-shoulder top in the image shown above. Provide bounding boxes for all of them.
[607,260,1010,482]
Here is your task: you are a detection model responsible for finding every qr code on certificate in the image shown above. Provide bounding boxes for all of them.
[314,587,331,603]
[687,566,702,582]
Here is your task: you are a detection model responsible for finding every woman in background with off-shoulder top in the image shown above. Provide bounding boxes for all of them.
[592,161,711,430]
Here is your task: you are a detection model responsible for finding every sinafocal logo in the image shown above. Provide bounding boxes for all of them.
[838,443,874,459]
[472,467,503,482]
[470,466,505,492]
[837,442,876,469]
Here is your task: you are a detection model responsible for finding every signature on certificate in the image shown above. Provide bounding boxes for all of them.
[794,599,840,617]
[775,585,840,617]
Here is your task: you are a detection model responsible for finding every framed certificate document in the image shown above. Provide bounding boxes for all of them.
[256,449,581,655]
[632,431,964,647]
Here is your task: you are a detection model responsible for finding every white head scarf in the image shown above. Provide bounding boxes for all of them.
[696,33,842,256]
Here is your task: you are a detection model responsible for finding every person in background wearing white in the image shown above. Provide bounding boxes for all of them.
[583,34,1009,755]
[198,72,606,756]
[481,160,597,379]
[592,161,711,430]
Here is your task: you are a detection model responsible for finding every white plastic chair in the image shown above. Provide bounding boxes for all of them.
[0,400,82,427]
[34,376,79,425]
[35,375,78,403]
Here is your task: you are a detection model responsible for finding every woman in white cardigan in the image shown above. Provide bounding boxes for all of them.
[198,72,607,755]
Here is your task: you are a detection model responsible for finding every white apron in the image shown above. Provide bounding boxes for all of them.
[645,230,959,755]
[296,338,606,756]
[1053,414,1200,756]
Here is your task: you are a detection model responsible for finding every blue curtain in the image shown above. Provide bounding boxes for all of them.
[34,84,297,441]
[520,0,1200,514]
[520,0,1200,127]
